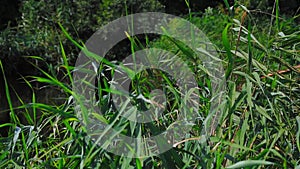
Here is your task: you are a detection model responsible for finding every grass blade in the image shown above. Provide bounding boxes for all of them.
[226,160,274,169]
[222,23,233,79]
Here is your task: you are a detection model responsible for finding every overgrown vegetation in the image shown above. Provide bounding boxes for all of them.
[0,0,299,168]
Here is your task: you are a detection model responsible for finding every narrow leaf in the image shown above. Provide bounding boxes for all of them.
[226,160,274,169]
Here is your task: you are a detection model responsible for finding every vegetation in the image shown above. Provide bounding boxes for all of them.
[0,0,299,168]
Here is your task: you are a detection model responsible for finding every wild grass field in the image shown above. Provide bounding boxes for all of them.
[0,0,299,168]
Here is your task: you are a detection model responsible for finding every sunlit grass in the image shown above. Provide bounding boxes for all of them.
[0,2,299,169]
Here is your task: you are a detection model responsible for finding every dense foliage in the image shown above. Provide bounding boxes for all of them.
[0,0,299,168]
[0,0,163,72]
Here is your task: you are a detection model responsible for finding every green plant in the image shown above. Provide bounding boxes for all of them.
[0,1,299,169]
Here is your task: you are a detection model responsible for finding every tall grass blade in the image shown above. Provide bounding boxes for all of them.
[296,116,300,152]
[226,160,274,169]
[222,23,233,79]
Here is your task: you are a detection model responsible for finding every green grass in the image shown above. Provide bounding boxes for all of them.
[0,3,299,169]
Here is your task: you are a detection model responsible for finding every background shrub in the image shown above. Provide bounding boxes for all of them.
[0,0,163,75]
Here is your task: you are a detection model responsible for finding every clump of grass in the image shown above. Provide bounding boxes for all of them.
[0,2,299,169]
